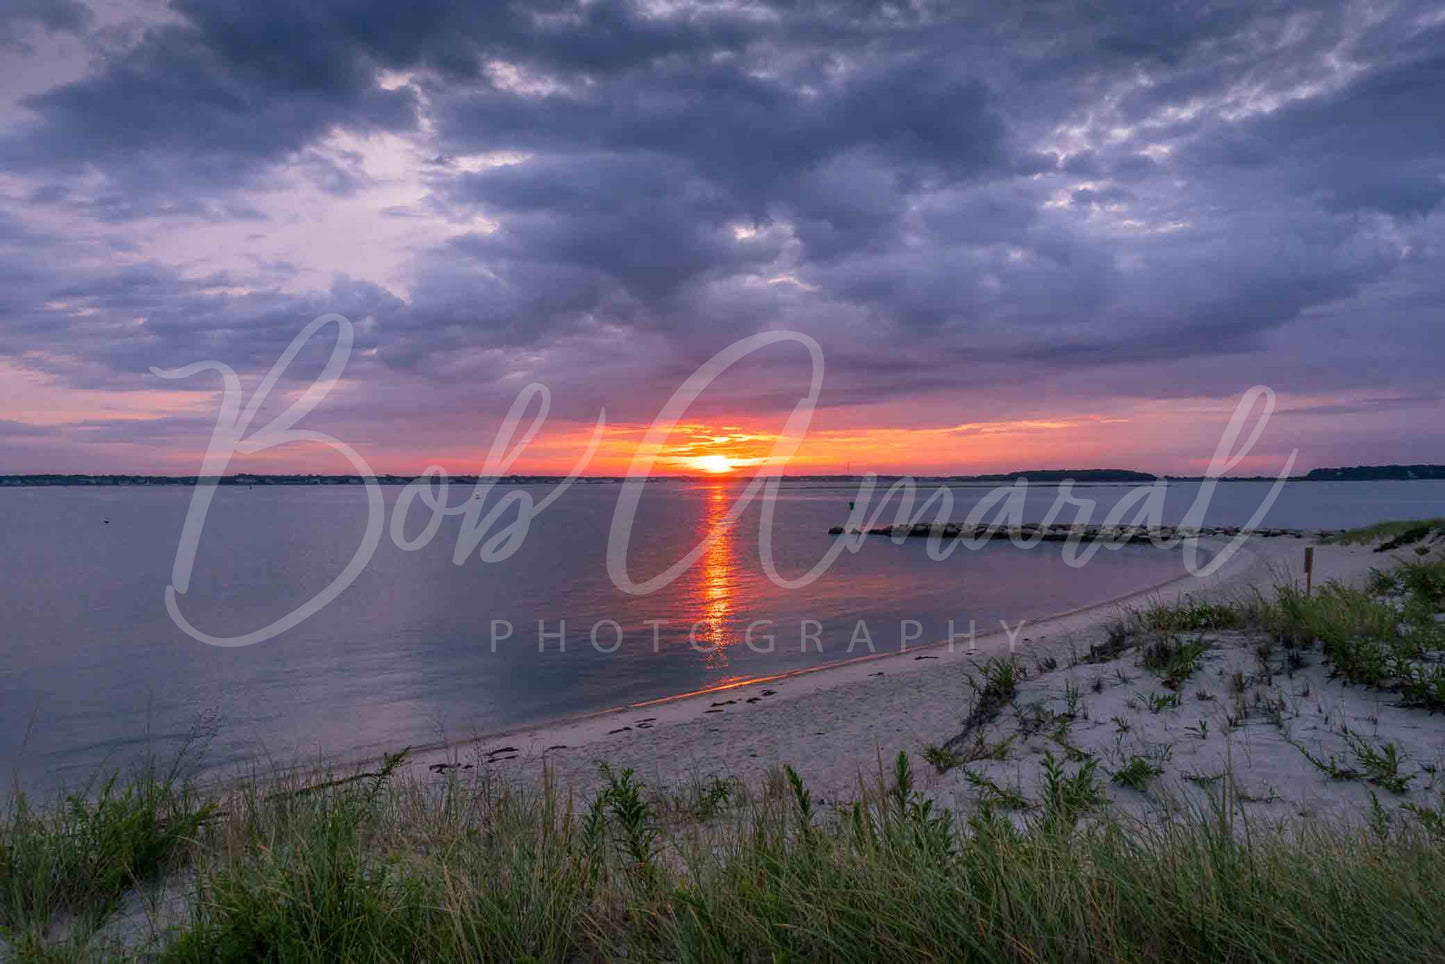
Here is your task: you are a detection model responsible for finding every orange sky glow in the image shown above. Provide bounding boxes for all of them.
[143,410,1292,477]
[0,357,1337,477]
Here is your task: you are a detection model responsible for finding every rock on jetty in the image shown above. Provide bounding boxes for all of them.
[825,522,1321,542]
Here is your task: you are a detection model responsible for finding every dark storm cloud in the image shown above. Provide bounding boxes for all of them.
[0,236,404,387]
[0,4,418,205]
[0,0,92,48]
[0,0,777,209]
[0,0,1442,445]
[1175,38,1445,218]
[450,153,757,292]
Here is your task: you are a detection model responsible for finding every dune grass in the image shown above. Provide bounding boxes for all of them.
[6,736,1445,961]
[0,753,215,957]
[1107,549,1445,710]
[1260,557,1445,710]
[1322,518,1445,546]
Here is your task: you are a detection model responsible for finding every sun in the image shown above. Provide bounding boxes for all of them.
[694,454,735,474]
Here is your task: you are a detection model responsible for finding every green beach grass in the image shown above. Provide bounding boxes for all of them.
[9,741,1445,962]
[6,543,1445,961]
[1321,518,1445,546]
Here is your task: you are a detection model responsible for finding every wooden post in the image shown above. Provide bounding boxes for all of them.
[1304,546,1314,596]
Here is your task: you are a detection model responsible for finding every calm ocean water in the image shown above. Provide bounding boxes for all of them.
[3,479,1444,791]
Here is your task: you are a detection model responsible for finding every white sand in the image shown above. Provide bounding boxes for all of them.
[415,535,1443,822]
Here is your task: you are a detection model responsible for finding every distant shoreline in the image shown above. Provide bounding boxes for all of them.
[2,466,1443,487]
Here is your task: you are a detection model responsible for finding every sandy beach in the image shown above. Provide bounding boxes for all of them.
[413,535,1433,820]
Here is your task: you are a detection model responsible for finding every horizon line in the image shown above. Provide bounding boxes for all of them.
[3,464,1442,485]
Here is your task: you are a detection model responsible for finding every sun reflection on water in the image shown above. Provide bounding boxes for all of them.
[690,483,738,668]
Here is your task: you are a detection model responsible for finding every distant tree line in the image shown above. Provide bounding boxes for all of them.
[0,474,576,487]
[954,469,1157,483]
[1303,465,1445,481]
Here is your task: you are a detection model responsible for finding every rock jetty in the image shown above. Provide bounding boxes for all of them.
[825,523,1323,542]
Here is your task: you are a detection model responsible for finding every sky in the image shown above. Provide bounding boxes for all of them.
[0,0,1442,476]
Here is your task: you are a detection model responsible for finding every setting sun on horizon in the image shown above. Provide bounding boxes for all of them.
[692,454,735,474]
